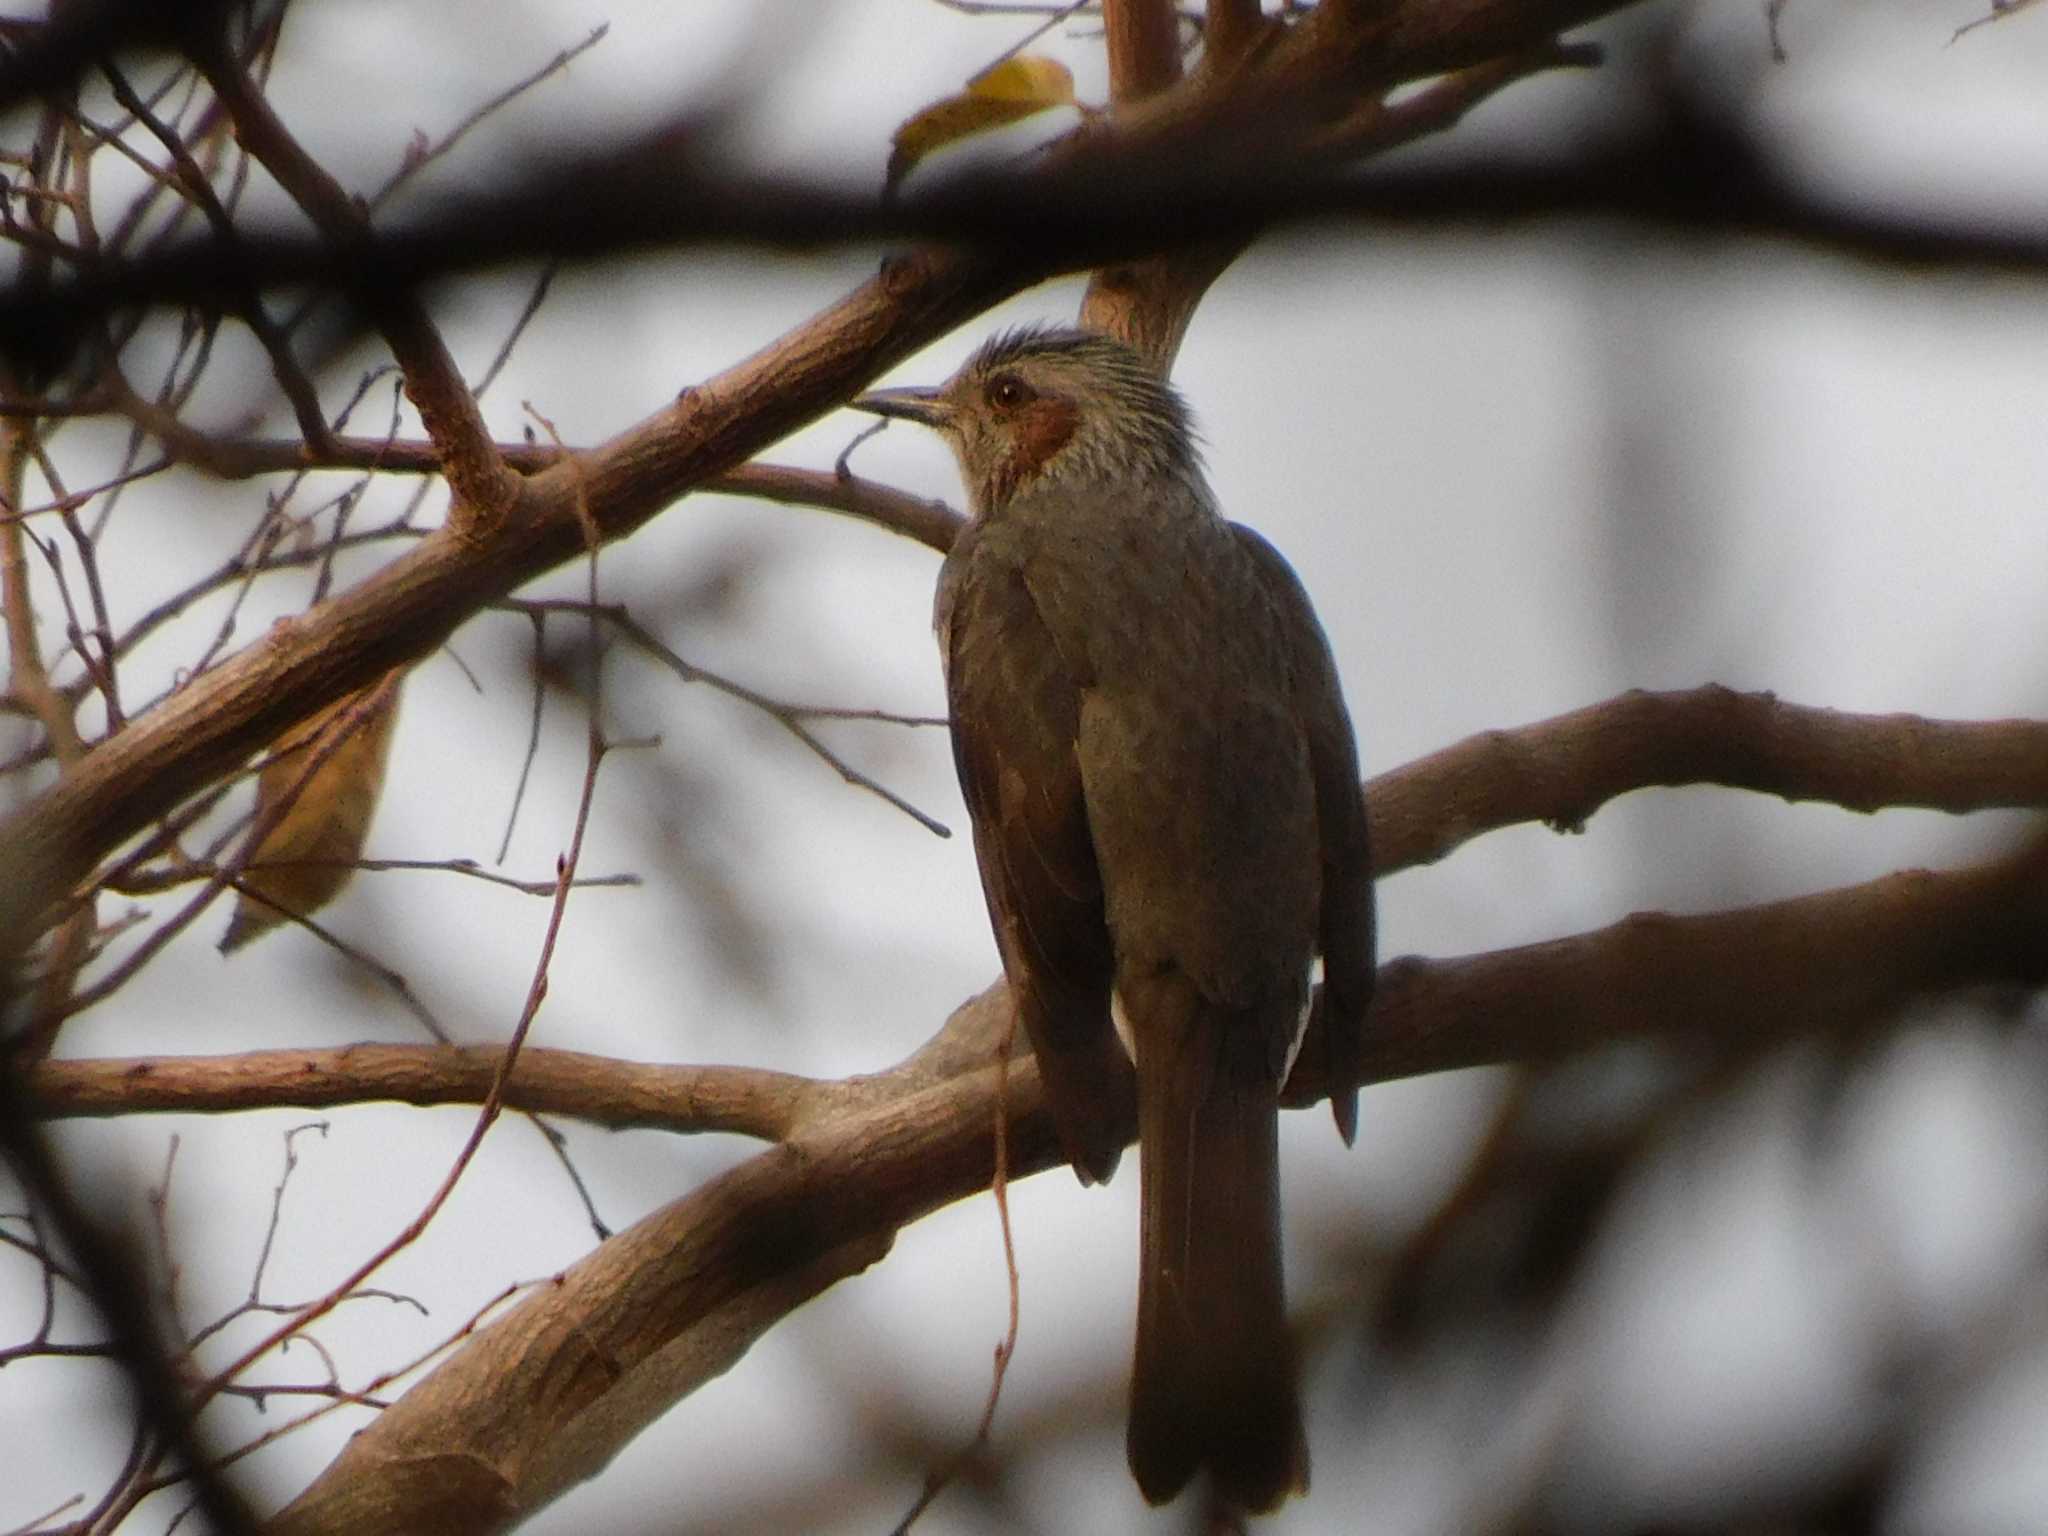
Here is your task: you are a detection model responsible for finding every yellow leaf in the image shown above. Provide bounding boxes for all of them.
[966,55,1076,106]
[886,55,1077,196]
[220,669,404,953]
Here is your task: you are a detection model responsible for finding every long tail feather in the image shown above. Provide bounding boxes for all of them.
[1125,978,1306,1511]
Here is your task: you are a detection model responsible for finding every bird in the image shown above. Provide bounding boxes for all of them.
[855,325,1374,1513]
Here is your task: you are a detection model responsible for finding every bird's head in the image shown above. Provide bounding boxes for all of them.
[854,326,1200,515]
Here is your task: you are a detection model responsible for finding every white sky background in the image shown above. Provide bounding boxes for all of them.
[6,1,2048,1532]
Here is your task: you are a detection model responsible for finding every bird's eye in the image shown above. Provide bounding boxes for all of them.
[987,375,1033,411]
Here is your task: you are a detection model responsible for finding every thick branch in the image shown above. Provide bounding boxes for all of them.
[0,243,1023,963]
[1204,0,1269,62]
[27,1045,824,1139]
[1298,837,2048,1099]
[1104,0,1183,99]
[1367,686,2048,875]
[27,685,2048,1126]
[261,837,2048,1535]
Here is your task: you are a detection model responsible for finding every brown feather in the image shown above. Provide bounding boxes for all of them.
[983,396,1078,508]
[1125,969,1307,1511]
[941,524,1134,1184]
[1232,524,1375,1141]
[885,328,1374,1512]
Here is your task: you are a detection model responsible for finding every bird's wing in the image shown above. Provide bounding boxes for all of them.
[1230,523,1376,1144]
[942,541,1134,1184]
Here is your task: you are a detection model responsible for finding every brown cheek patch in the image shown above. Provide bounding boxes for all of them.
[985,397,1079,506]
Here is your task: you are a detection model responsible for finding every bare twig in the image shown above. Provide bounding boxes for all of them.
[507,597,954,837]
[890,1012,1024,1535]
[363,26,610,215]
[188,666,613,1420]
[472,263,557,402]
[181,17,519,530]
[0,1084,262,1534]
[495,607,547,863]
[1951,0,2044,43]
[175,1278,545,1488]
[249,855,638,896]
[102,60,335,455]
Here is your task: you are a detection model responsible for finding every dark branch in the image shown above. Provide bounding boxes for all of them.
[9,84,2046,375]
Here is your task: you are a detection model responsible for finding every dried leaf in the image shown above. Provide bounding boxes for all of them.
[220,670,404,953]
[885,55,1078,196]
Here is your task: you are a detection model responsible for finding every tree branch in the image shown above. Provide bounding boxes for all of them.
[1203,0,1269,63]
[0,242,1023,966]
[2,0,1616,974]
[25,1045,825,1139]
[1367,686,2048,874]
[258,830,2048,1534]
[179,20,519,532]
[28,426,967,555]
[28,685,2048,1121]
[1,0,1641,365]
[15,664,2047,1528]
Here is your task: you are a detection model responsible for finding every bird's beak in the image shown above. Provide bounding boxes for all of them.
[852,385,951,429]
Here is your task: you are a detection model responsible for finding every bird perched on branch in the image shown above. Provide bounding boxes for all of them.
[856,326,1373,1513]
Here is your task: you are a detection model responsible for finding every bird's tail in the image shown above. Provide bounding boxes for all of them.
[1125,975,1307,1512]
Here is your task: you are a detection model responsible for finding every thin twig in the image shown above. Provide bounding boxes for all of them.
[496,608,547,864]
[516,598,954,837]
[249,855,638,895]
[890,1010,1024,1535]
[171,1279,544,1486]
[101,60,334,454]
[189,703,611,1418]
[215,881,455,1042]
[364,26,610,214]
